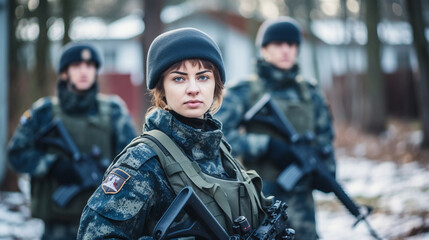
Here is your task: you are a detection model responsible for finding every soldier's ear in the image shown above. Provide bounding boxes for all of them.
[260,47,270,61]
[60,72,68,81]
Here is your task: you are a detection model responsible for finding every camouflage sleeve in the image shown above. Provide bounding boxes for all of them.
[78,144,175,239]
[109,95,138,155]
[215,84,270,161]
[309,84,336,174]
[7,98,57,176]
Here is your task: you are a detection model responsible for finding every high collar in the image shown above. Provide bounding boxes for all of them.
[169,110,208,130]
[144,109,228,176]
[256,59,300,89]
[57,80,98,115]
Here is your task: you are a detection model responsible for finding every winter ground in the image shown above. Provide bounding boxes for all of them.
[315,155,429,240]
[0,154,428,240]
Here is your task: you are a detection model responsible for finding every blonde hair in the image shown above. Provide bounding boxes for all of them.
[147,59,224,116]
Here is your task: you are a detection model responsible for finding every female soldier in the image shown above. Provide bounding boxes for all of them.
[77,28,272,239]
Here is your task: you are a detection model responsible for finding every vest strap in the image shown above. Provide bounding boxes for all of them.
[142,130,234,224]
[219,142,267,226]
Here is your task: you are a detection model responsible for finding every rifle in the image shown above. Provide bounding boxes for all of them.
[35,119,107,208]
[153,186,295,240]
[244,93,382,240]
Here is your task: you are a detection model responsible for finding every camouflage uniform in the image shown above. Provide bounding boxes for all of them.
[78,108,270,239]
[215,60,336,239]
[8,81,136,239]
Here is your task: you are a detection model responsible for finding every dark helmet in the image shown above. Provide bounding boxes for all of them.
[255,17,302,48]
[146,27,225,90]
[58,42,102,73]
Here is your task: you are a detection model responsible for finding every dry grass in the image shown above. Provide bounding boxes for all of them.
[334,119,429,167]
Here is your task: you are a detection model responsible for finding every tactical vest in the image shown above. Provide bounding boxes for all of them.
[31,95,112,224]
[115,130,272,234]
[244,77,316,180]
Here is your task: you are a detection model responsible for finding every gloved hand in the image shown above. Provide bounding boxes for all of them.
[50,158,81,185]
[264,138,296,168]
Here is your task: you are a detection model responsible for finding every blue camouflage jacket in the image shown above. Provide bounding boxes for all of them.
[215,61,336,174]
[8,94,137,177]
[78,109,234,239]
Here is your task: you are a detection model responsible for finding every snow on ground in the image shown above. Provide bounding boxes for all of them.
[316,156,429,240]
[0,155,428,239]
[0,191,44,240]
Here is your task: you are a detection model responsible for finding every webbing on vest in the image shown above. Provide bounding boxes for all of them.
[142,130,234,224]
[107,129,272,230]
[218,141,266,225]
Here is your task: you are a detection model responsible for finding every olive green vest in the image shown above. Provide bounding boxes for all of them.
[117,130,272,234]
[31,95,112,224]
[244,77,316,180]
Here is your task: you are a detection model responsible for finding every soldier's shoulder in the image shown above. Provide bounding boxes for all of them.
[86,142,162,221]
[229,75,258,89]
[19,97,54,125]
[32,96,55,112]
[296,75,319,88]
[87,165,152,221]
[224,75,257,97]
[97,93,127,109]
[97,94,131,119]
[114,141,158,170]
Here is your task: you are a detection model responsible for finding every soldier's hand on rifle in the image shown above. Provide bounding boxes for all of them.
[50,157,81,185]
[265,138,296,168]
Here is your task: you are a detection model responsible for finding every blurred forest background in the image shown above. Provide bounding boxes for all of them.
[1,0,429,191]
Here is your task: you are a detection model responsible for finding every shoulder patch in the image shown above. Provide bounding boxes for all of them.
[102,168,130,194]
[19,110,32,125]
[20,97,53,125]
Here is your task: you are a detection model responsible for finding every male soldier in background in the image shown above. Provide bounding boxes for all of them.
[215,17,336,239]
[8,42,137,239]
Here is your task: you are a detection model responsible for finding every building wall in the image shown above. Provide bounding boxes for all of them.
[167,14,255,86]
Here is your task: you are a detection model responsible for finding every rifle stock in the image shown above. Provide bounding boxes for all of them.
[153,186,230,240]
[153,186,295,240]
[244,94,382,240]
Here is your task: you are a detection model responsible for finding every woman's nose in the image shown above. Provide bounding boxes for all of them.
[186,79,200,95]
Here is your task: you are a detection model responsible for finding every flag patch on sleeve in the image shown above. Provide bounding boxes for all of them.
[102,168,130,194]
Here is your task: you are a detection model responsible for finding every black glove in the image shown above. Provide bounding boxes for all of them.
[312,170,334,193]
[50,158,81,185]
[264,138,296,168]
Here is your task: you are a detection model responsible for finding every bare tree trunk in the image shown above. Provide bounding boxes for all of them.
[140,0,164,121]
[62,0,73,45]
[363,0,386,133]
[34,0,51,97]
[4,0,19,192]
[405,0,429,149]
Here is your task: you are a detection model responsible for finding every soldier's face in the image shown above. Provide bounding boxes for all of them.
[261,42,298,70]
[163,60,216,119]
[65,61,97,91]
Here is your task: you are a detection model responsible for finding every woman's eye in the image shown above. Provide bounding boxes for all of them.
[173,76,184,82]
[198,75,209,81]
